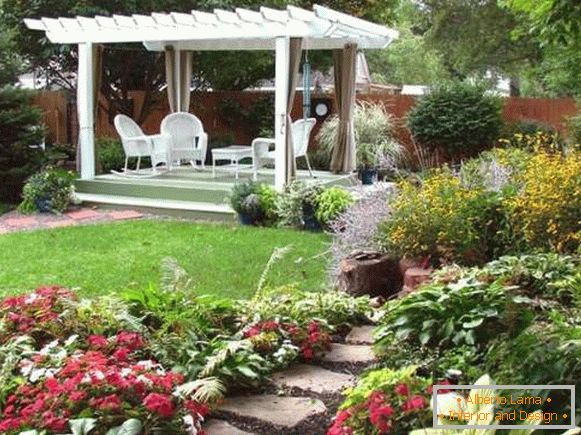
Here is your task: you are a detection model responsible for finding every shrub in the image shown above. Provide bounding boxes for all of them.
[96,137,126,173]
[377,170,493,264]
[275,180,323,228]
[256,183,278,225]
[0,86,45,203]
[407,82,502,159]
[315,187,354,227]
[374,279,533,357]
[328,366,433,435]
[19,167,75,214]
[498,130,568,154]
[505,151,581,253]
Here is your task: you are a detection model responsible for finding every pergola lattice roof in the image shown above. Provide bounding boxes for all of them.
[24,4,398,51]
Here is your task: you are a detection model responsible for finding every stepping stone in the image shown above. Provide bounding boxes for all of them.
[204,419,254,435]
[219,395,326,429]
[109,210,144,220]
[45,219,76,228]
[272,364,355,395]
[319,343,375,364]
[4,216,37,228]
[345,326,375,345]
[66,209,102,220]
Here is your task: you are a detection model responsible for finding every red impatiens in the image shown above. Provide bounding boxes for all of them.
[327,371,433,434]
[244,319,331,359]
[0,288,212,435]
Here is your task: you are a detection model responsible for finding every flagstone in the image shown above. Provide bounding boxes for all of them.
[204,419,254,435]
[272,363,355,395]
[345,325,375,345]
[319,343,376,364]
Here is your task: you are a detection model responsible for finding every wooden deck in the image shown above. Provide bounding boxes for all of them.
[74,167,356,219]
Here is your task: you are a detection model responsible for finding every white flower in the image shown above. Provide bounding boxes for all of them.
[24,293,39,305]
[40,339,59,355]
[30,368,47,382]
[64,335,79,347]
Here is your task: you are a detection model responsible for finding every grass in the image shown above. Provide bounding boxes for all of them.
[0,220,330,299]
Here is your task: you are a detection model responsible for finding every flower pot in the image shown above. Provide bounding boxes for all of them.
[360,168,377,185]
[237,212,254,226]
[302,203,322,232]
[35,198,52,213]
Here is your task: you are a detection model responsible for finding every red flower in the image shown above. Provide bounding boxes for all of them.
[112,347,131,362]
[328,425,354,435]
[116,331,145,350]
[367,391,387,411]
[402,395,426,411]
[88,335,108,349]
[185,400,210,417]
[143,393,175,418]
[334,409,352,426]
[302,346,314,359]
[69,391,87,403]
[394,383,409,396]
[428,379,453,395]
[369,405,394,433]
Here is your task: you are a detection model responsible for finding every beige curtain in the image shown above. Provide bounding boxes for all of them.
[165,47,192,112]
[285,37,303,182]
[164,47,177,112]
[330,43,357,173]
[180,51,192,112]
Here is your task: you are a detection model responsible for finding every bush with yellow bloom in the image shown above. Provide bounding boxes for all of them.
[505,151,581,253]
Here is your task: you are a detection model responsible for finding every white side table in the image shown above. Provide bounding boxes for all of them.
[211,146,253,179]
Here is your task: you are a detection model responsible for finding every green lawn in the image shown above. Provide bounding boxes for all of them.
[0,220,330,299]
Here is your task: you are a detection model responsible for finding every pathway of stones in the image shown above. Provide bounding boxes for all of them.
[204,325,376,435]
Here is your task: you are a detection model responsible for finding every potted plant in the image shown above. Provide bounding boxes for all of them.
[19,167,76,214]
[357,142,379,185]
[229,181,263,225]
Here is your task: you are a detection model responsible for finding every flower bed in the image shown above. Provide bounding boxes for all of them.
[0,282,371,434]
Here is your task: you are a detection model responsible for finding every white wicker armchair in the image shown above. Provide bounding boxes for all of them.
[160,112,208,169]
[252,118,316,179]
[113,114,169,175]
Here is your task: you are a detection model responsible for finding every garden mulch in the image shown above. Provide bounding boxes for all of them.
[0,207,148,234]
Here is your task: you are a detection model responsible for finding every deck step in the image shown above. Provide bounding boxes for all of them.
[75,193,235,221]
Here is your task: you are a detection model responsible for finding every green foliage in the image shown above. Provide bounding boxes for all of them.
[275,180,323,228]
[0,86,45,203]
[229,181,277,224]
[19,167,75,214]
[375,279,532,356]
[314,187,354,227]
[97,137,126,173]
[0,30,22,86]
[408,82,503,159]
[244,285,372,327]
[566,113,581,145]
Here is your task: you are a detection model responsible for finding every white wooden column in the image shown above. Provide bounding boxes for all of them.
[175,48,182,112]
[274,36,290,192]
[77,42,95,180]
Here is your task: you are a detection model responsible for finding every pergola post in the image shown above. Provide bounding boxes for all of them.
[77,42,95,180]
[274,36,290,192]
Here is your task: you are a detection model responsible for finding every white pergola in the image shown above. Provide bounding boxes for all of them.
[25,5,398,190]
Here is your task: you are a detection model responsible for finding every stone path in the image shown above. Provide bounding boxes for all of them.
[206,325,377,435]
[0,207,147,234]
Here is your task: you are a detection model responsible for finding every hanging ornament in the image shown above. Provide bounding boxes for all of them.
[302,49,311,119]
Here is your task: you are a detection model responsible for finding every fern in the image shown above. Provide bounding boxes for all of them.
[175,377,225,403]
[254,246,292,299]
[160,256,193,293]
[199,340,251,378]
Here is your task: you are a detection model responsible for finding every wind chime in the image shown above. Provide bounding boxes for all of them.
[302,46,311,119]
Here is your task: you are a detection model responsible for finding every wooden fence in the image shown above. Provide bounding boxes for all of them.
[32,90,578,152]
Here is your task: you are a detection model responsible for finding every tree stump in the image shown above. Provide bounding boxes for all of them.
[337,250,402,298]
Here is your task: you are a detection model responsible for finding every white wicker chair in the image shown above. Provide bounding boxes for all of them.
[160,112,208,169]
[113,114,168,176]
[252,118,316,179]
